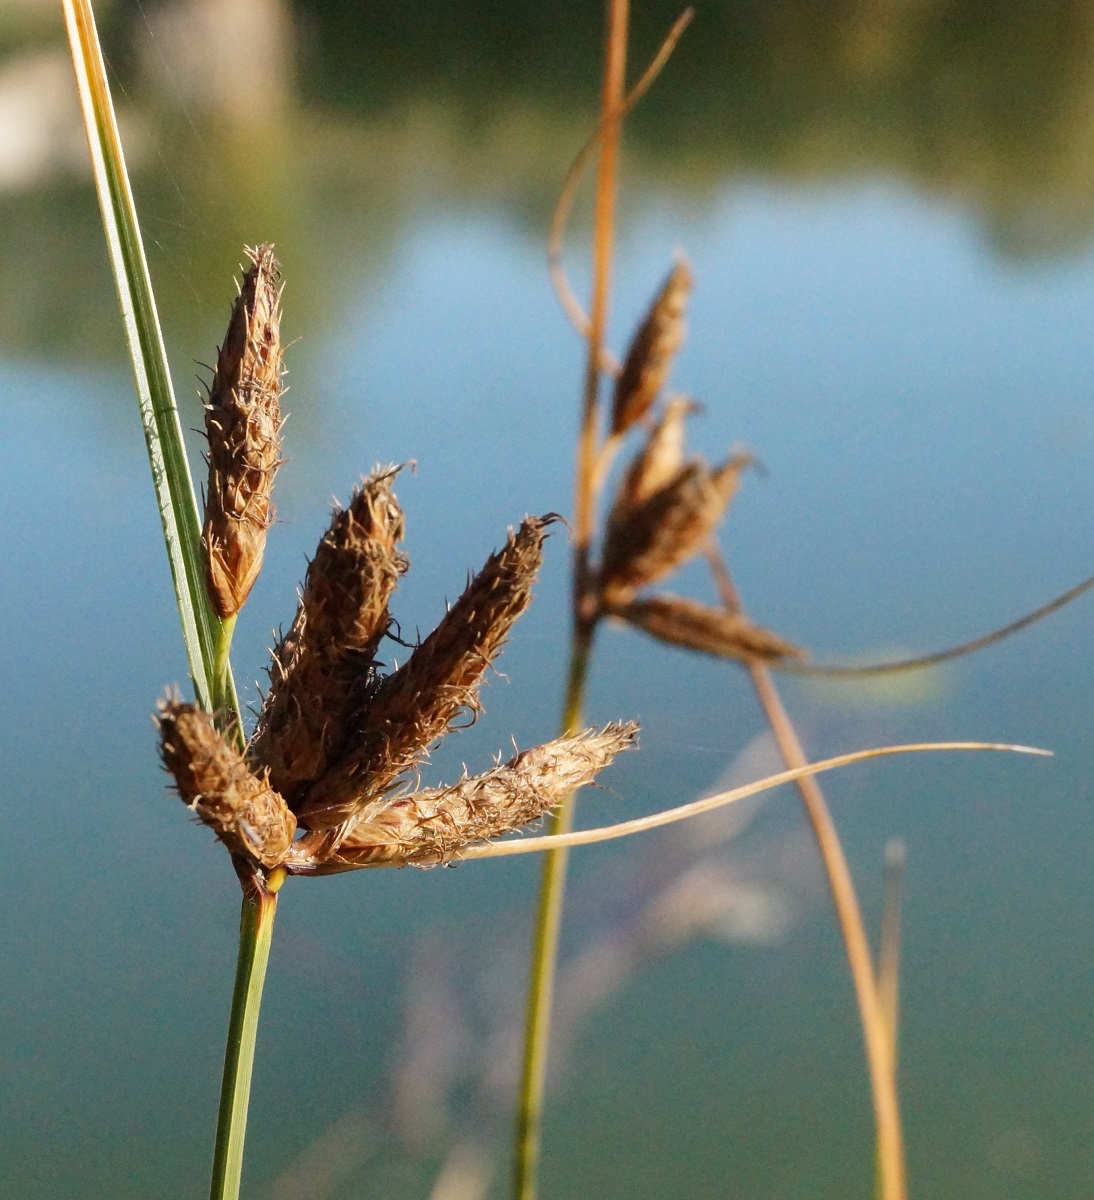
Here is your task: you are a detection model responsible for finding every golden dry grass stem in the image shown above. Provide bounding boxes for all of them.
[202,244,284,620]
[706,544,906,1200]
[548,6,694,372]
[461,740,1046,860]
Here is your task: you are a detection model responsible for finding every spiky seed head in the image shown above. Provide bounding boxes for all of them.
[295,516,553,831]
[611,259,693,435]
[600,452,751,606]
[248,468,408,807]
[284,722,639,873]
[157,696,296,868]
[607,594,805,663]
[202,243,284,618]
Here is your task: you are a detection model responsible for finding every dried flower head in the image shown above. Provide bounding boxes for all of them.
[613,395,699,514]
[608,594,805,663]
[157,696,296,868]
[202,243,284,618]
[600,452,751,606]
[287,723,639,873]
[612,259,693,435]
[296,516,553,831]
[248,469,408,808]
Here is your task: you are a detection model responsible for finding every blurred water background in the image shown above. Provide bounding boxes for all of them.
[2,1,1094,1197]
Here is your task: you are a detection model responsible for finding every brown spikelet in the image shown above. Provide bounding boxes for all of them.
[296,516,552,830]
[600,452,751,606]
[608,594,805,663]
[612,259,693,435]
[248,469,408,808]
[157,696,296,868]
[285,722,639,873]
[202,243,284,618]
[614,396,698,514]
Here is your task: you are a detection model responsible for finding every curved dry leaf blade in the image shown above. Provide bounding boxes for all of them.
[459,741,1050,860]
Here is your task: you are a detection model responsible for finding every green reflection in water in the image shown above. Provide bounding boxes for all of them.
[4,0,1094,363]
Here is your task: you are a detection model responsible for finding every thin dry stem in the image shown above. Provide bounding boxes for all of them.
[248,469,407,808]
[776,570,1094,678]
[285,723,638,873]
[157,696,296,869]
[202,244,284,619]
[460,740,1045,859]
[548,9,695,361]
[297,517,551,832]
[706,543,906,1200]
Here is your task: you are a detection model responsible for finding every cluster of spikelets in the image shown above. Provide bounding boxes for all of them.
[593,259,803,664]
[157,245,637,877]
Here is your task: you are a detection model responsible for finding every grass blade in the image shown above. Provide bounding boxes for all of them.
[62,0,239,716]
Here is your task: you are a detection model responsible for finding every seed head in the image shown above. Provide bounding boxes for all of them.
[157,696,296,869]
[286,722,639,873]
[248,469,408,807]
[296,516,552,831]
[600,453,751,606]
[608,594,805,663]
[612,259,693,435]
[202,243,284,618]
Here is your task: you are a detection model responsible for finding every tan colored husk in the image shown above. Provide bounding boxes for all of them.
[248,469,407,808]
[600,453,751,605]
[613,395,698,513]
[285,722,639,873]
[202,243,284,618]
[611,259,693,435]
[608,594,806,663]
[296,516,552,831]
[157,696,296,868]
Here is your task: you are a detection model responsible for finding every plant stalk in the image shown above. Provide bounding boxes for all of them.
[209,868,283,1200]
[513,6,628,1196]
[706,548,905,1200]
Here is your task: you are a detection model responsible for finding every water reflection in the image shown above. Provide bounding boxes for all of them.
[5,1,1094,361]
[4,4,1094,1200]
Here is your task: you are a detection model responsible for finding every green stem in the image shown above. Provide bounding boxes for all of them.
[211,614,245,748]
[513,618,595,1200]
[209,870,282,1200]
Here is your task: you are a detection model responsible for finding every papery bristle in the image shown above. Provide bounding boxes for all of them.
[202,243,284,618]
[248,468,408,808]
[295,516,552,830]
[600,452,751,605]
[611,259,693,435]
[608,594,805,662]
[285,722,639,873]
[157,696,296,868]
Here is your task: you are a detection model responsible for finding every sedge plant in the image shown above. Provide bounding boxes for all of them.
[63,1,1054,1198]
